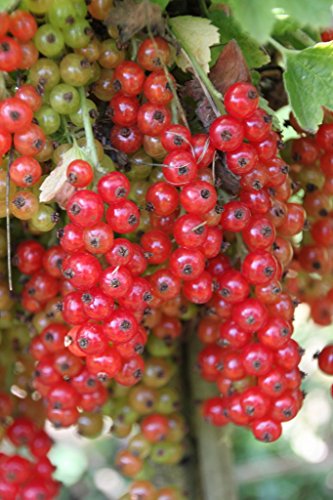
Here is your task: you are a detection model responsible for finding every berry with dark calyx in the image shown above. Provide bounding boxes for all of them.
[67,159,93,188]
[224,82,259,119]
[209,115,244,152]
[251,418,282,442]
[66,190,104,228]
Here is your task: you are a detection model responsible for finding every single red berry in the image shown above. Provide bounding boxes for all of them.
[106,199,140,233]
[67,160,93,188]
[224,82,259,119]
[242,342,274,376]
[62,251,102,290]
[109,93,139,126]
[209,115,244,152]
[67,190,104,228]
[251,418,282,442]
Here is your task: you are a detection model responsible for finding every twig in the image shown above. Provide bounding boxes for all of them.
[79,87,99,169]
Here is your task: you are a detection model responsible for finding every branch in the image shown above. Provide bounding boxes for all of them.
[188,327,238,500]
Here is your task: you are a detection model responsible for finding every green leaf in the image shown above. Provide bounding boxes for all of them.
[284,42,333,132]
[149,0,169,11]
[0,0,20,11]
[213,0,276,44]
[278,0,333,30]
[209,10,270,68]
[169,16,220,73]
[212,0,332,44]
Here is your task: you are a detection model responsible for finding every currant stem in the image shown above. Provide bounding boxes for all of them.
[268,37,296,58]
[79,86,99,169]
[167,26,225,116]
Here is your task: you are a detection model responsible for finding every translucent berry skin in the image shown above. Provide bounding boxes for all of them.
[317,345,333,374]
[81,287,114,320]
[86,347,122,378]
[219,320,251,349]
[202,397,229,426]
[15,84,42,112]
[251,419,282,442]
[180,181,217,215]
[183,271,213,304]
[232,298,268,334]
[14,123,45,156]
[83,222,114,254]
[242,216,276,251]
[270,391,298,422]
[109,93,139,127]
[209,115,244,152]
[137,102,171,136]
[225,143,258,176]
[114,354,145,386]
[173,214,207,249]
[149,269,181,300]
[10,156,42,187]
[106,199,140,233]
[0,36,23,72]
[67,160,93,188]
[137,36,171,72]
[15,240,44,274]
[161,124,192,152]
[0,126,11,156]
[224,82,259,119]
[110,125,143,154]
[275,339,302,371]
[9,10,37,42]
[62,252,102,290]
[98,171,130,205]
[220,201,251,232]
[146,181,179,216]
[257,316,292,349]
[243,109,272,143]
[143,71,174,105]
[242,250,277,285]
[76,323,108,355]
[217,269,250,304]
[106,238,133,266]
[141,229,172,265]
[240,387,271,419]
[67,190,104,228]
[258,368,287,397]
[103,308,138,344]
[0,97,33,133]
[316,123,333,152]
[112,61,145,96]
[100,265,133,299]
[242,342,274,376]
[58,224,84,253]
[162,150,198,186]
[62,291,88,325]
[169,247,206,281]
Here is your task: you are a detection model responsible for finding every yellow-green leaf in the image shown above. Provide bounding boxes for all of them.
[169,16,220,73]
[39,143,88,203]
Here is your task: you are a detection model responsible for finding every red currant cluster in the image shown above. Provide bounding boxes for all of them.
[109,305,188,481]
[195,83,306,442]
[0,416,60,499]
[0,10,39,73]
[285,121,333,325]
